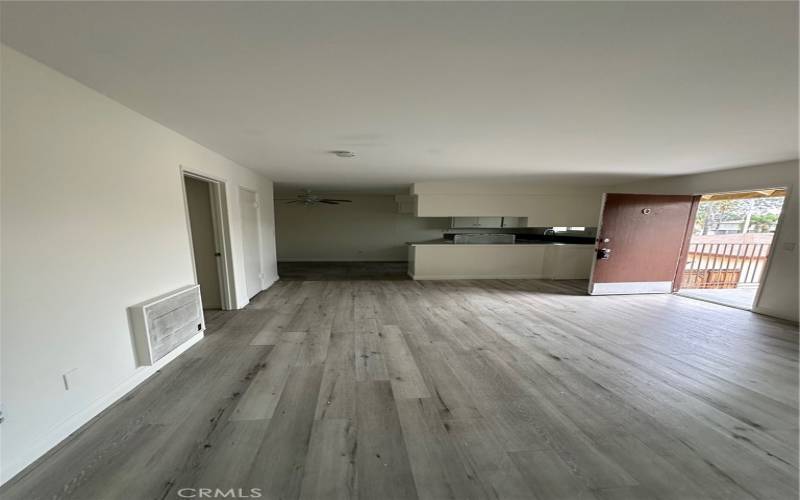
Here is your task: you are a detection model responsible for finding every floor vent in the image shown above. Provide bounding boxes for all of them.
[128,285,204,366]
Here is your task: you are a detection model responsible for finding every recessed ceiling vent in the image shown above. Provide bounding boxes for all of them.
[330,150,356,158]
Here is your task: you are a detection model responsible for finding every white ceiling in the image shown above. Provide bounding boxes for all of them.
[2,1,797,191]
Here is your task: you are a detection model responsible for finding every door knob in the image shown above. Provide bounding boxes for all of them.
[597,248,612,260]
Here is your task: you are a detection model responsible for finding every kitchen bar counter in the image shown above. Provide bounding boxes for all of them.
[408,233,595,246]
[407,239,592,246]
[408,240,595,280]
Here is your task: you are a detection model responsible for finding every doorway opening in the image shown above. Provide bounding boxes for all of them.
[182,171,235,310]
[675,188,787,310]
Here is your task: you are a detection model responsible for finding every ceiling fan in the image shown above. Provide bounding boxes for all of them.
[277,190,353,206]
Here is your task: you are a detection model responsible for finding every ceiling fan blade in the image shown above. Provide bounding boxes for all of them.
[286,200,304,203]
[321,199,352,202]
[318,200,339,204]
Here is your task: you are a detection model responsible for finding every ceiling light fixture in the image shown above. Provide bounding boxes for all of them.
[330,150,356,158]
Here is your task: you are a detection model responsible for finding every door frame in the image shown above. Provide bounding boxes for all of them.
[671,195,702,292]
[673,185,791,311]
[238,185,264,298]
[586,193,607,295]
[180,166,237,310]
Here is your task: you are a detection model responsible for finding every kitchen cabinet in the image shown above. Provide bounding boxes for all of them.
[415,191,603,226]
[450,216,507,228]
[451,217,479,227]
[501,216,526,228]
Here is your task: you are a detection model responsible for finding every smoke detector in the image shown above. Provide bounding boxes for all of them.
[330,150,356,158]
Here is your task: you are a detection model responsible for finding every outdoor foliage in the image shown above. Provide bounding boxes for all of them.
[694,197,784,235]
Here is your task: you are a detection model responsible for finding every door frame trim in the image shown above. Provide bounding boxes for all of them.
[180,166,237,310]
[752,184,792,312]
[586,193,607,295]
[672,195,702,292]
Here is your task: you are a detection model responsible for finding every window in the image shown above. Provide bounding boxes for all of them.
[552,226,586,232]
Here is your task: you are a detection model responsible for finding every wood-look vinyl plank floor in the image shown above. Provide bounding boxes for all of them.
[2,279,797,500]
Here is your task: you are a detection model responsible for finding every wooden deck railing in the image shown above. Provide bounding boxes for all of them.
[681,242,771,289]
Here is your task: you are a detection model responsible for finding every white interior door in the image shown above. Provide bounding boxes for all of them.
[239,187,262,300]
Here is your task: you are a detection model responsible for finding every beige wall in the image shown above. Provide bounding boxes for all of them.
[1,46,278,482]
[410,244,594,280]
[612,160,799,322]
[411,181,606,226]
[275,194,450,261]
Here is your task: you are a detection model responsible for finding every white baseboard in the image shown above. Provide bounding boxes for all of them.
[590,281,673,295]
[411,273,547,280]
[277,258,408,262]
[0,331,204,485]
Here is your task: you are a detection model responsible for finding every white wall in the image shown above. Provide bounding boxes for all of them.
[0,45,278,482]
[275,194,450,261]
[411,181,605,226]
[612,160,799,322]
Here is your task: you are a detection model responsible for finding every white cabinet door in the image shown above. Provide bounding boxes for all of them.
[451,217,480,228]
[477,217,503,227]
[501,216,521,227]
[452,216,514,228]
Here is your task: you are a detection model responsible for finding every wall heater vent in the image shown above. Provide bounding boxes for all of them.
[128,285,204,366]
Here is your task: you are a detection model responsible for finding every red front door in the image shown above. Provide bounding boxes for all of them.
[589,193,699,295]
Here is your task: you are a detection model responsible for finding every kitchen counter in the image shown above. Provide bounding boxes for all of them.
[408,241,595,280]
[407,239,594,246]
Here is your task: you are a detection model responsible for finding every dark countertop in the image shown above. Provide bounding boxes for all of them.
[407,239,594,246]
